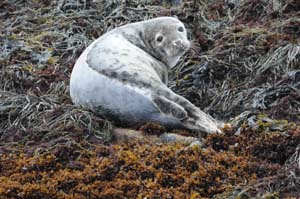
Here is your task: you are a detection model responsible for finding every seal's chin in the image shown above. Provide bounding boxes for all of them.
[165,56,181,68]
[177,48,188,56]
[164,51,186,68]
[167,47,188,58]
[161,42,190,68]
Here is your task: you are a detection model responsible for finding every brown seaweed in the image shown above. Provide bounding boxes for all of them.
[0,0,300,198]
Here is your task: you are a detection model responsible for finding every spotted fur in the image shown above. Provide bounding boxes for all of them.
[70,17,222,134]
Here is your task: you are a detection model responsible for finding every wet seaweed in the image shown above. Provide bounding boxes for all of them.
[0,0,300,198]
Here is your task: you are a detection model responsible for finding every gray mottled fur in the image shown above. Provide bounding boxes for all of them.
[70,17,223,133]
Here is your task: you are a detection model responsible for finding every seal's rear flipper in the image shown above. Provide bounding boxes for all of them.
[152,95,188,120]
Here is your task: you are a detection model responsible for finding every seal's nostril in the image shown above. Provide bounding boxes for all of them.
[174,40,184,49]
[173,39,190,50]
[174,40,190,50]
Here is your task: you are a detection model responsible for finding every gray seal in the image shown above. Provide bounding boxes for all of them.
[70,17,223,133]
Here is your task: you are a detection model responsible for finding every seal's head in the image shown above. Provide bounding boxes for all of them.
[140,17,190,68]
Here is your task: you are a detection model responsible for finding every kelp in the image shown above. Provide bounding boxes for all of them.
[0,0,300,198]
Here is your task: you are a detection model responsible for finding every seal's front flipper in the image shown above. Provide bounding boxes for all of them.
[154,85,222,134]
[183,117,221,134]
[152,95,188,120]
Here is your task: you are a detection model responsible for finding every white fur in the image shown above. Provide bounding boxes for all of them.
[70,39,181,126]
[70,17,221,132]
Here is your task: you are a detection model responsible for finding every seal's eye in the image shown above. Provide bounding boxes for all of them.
[156,35,163,42]
[178,26,184,32]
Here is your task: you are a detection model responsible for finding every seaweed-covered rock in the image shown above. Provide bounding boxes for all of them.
[0,0,300,198]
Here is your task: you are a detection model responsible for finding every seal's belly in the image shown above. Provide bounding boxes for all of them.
[70,33,184,128]
[70,59,158,121]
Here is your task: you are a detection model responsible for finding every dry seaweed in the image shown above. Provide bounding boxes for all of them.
[0,140,281,199]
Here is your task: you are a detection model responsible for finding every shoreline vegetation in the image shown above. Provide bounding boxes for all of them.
[0,0,299,198]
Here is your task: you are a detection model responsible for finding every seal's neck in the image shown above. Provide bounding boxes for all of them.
[120,27,168,63]
[136,31,170,84]
[120,29,170,84]
[135,30,181,69]
[137,31,167,65]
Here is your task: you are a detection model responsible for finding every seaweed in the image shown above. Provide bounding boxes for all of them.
[0,140,281,198]
[0,0,300,198]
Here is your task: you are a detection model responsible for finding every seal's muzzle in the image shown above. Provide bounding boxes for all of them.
[173,39,190,51]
